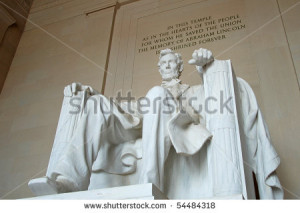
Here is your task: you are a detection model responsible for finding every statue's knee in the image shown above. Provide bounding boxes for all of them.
[85,95,111,114]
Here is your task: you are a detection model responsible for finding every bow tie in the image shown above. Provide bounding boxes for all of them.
[161,78,181,89]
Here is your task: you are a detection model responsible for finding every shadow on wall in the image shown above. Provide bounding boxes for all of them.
[0,0,33,93]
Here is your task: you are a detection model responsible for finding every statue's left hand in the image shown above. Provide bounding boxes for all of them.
[188,48,214,73]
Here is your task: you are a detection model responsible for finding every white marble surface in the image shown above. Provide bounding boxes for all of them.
[26,183,167,200]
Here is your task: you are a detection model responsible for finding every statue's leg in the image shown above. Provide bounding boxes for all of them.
[49,95,122,192]
[139,86,176,192]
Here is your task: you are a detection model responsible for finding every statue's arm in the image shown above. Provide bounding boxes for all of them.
[185,48,214,124]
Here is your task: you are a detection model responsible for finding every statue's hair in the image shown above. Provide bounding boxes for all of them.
[158,49,184,73]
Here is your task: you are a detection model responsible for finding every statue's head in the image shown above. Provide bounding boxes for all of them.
[158,49,183,80]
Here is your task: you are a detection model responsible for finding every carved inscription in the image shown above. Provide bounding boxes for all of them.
[137,14,245,54]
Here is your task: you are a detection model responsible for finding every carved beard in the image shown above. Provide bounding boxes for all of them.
[159,69,180,81]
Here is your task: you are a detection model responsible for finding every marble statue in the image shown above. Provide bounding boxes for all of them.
[28,48,283,199]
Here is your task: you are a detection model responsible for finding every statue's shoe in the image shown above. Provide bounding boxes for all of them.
[28,177,58,196]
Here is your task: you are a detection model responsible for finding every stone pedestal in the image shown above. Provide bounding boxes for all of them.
[25,183,168,200]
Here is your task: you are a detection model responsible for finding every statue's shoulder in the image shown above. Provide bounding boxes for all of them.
[185,84,203,94]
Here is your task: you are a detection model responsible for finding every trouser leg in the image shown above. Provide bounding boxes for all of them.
[139,86,177,192]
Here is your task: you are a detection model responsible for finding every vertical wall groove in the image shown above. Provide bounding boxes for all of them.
[101,3,119,94]
[275,0,300,90]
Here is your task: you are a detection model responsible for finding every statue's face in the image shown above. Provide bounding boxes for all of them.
[159,53,179,80]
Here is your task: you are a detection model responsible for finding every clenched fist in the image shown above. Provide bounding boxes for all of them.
[188,48,214,74]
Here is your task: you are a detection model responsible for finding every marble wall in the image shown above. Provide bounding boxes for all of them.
[278,0,300,87]
[0,0,299,199]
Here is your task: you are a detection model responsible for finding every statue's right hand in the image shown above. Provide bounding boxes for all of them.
[64,82,81,97]
[64,82,98,97]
